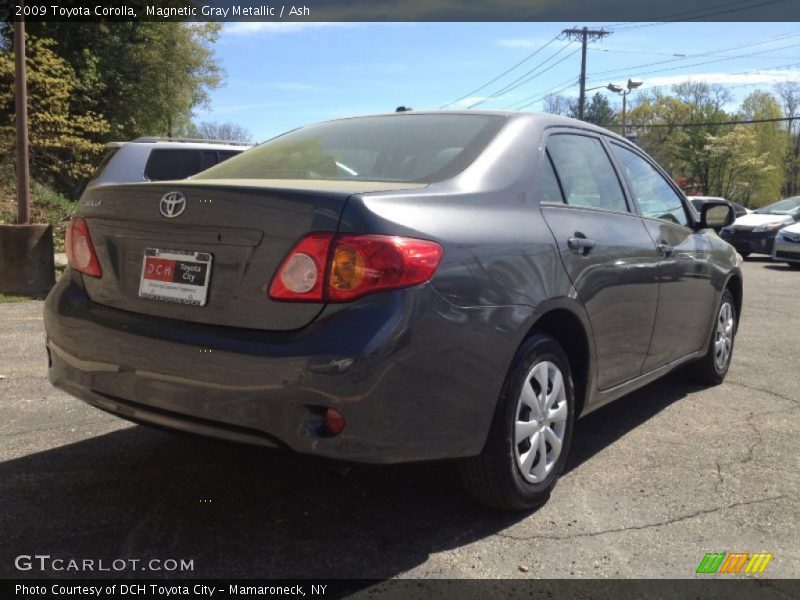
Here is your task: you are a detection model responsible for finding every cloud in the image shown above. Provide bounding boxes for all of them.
[646,70,800,87]
[224,22,355,36]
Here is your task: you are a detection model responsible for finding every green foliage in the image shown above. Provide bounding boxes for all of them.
[0,160,72,251]
[0,21,224,200]
[9,21,224,140]
[704,125,775,205]
[0,37,108,197]
[583,92,619,129]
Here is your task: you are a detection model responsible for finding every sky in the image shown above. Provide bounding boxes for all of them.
[192,22,800,142]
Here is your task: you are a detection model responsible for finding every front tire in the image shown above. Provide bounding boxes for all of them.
[687,288,737,385]
[458,334,575,511]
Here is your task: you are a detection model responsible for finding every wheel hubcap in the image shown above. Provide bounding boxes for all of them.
[714,301,734,371]
[514,360,568,484]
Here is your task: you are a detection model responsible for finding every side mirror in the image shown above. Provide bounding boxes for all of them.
[701,201,735,230]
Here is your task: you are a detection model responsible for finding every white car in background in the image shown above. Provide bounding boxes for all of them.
[772,221,800,268]
[85,137,252,190]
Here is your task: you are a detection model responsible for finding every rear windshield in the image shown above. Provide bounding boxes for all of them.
[193,114,507,183]
[144,148,243,181]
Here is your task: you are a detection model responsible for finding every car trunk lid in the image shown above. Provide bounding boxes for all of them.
[74,180,424,331]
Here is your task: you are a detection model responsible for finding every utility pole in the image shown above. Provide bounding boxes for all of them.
[14,18,30,224]
[562,27,611,121]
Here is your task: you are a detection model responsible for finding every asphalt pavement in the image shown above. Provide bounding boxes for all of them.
[1,258,798,579]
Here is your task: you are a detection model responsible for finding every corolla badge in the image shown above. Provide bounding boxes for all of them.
[159,191,187,218]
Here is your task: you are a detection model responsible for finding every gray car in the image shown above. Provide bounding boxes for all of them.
[44,111,741,510]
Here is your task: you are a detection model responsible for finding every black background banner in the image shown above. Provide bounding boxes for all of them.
[2,579,800,599]
[4,0,800,22]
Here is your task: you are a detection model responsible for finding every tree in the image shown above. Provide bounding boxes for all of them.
[704,125,775,205]
[583,92,618,129]
[542,94,572,117]
[0,37,108,196]
[775,82,800,196]
[627,83,734,195]
[738,90,784,205]
[175,120,253,142]
[1,21,224,140]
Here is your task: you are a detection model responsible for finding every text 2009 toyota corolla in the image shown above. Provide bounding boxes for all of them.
[45,112,743,510]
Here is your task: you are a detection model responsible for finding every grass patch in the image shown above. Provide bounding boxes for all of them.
[0,162,74,254]
[0,292,47,303]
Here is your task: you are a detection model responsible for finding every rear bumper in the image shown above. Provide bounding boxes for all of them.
[44,275,530,463]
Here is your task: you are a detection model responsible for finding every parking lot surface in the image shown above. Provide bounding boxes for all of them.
[1,259,797,579]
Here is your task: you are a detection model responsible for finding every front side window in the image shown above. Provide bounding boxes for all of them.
[610,143,689,226]
[546,134,629,213]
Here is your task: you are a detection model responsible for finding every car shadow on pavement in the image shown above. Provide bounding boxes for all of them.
[1,373,699,580]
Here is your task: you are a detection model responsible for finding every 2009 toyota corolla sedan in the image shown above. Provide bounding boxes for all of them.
[44,111,742,510]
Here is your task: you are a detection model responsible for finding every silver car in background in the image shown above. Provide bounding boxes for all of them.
[772,221,800,268]
[86,137,252,190]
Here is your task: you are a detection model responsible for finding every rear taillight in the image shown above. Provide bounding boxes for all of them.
[269,233,443,302]
[65,217,102,277]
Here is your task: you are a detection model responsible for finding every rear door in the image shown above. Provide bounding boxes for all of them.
[540,131,660,390]
[608,142,716,369]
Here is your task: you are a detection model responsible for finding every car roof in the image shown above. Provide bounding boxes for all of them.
[106,139,252,151]
[301,110,634,144]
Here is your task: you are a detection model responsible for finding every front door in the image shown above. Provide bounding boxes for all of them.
[608,142,716,370]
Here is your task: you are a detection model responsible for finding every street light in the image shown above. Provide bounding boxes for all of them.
[607,78,643,138]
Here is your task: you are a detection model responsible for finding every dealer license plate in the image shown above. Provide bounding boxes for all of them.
[138,248,212,306]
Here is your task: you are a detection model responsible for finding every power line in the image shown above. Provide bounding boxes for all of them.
[633,116,799,128]
[467,45,580,109]
[610,0,789,31]
[586,31,800,80]
[506,63,800,113]
[439,34,562,109]
[586,40,800,86]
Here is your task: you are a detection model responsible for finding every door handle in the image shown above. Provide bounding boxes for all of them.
[567,237,596,254]
[657,243,673,257]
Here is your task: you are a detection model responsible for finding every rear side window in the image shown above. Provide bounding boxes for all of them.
[610,143,689,226]
[144,149,203,181]
[193,114,507,183]
[546,134,628,213]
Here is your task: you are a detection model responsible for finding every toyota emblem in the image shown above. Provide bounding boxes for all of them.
[159,192,187,218]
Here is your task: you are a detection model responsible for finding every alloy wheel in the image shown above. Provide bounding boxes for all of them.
[714,302,734,371]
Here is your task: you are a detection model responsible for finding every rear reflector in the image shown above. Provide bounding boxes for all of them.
[322,408,346,436]
[268,233,443,302]
[65,217,102,277]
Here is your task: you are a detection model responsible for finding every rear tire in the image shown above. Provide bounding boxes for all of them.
[458,334,575,511]
[687,288,737,385]
[788,262,800,270]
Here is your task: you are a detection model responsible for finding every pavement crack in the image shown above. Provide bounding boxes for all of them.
[725,379,799,407]
[714,459,724,494]
[494,495,785,542]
